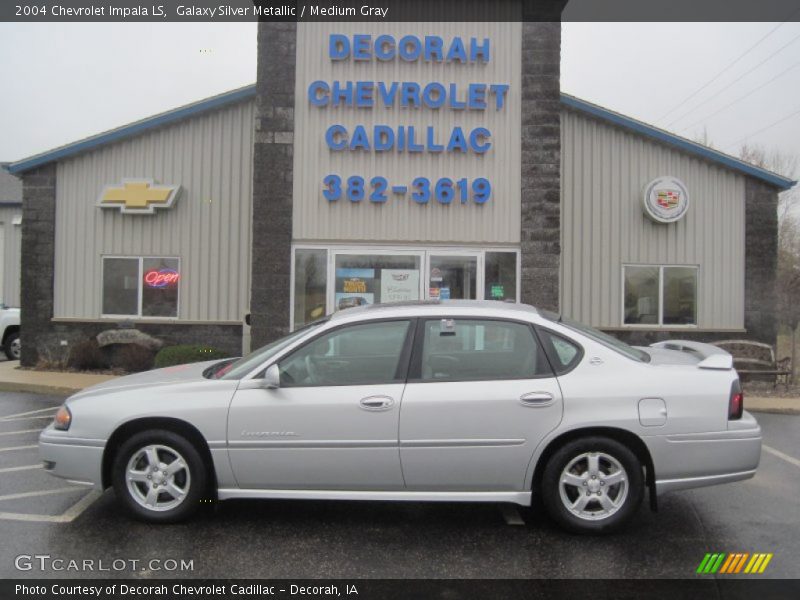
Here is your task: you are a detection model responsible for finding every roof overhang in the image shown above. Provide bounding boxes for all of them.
[560,94,796,192]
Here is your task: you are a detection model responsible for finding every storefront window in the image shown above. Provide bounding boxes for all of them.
[102,258,139,316]
[102,256,180,318]
[428,255,477,300]
[484,252,517,301]
[663,267,697,325]
[624,265,697,326]
[334,254,421,310]
[294,248,328,329]
[142,258,180,317]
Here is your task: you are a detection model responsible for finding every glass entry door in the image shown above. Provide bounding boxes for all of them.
[426,254,481,300]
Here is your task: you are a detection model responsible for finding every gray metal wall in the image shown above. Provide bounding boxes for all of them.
[292,22,522,244]
[0,206,22,307]
[560,107,746,330]
[53,99,254,322]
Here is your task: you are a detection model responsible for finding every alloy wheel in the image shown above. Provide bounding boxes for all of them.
[557,451,629,521]
[125,444,191,512]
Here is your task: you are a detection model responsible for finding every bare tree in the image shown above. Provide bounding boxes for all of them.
[739,143,799,221]
[776,215,800,382]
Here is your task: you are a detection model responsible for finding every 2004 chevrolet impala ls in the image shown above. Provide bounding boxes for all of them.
[40,301,761,534]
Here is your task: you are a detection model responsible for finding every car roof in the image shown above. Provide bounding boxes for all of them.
[328,300,541,323]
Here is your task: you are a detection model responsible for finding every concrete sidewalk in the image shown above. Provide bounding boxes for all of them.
[0,359,797,414]
[0,360,116,396]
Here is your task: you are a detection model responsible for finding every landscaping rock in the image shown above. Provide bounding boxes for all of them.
[96,329,164,351]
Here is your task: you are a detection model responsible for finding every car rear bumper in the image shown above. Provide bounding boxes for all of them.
[39,428,105,489]
[647,411,762,496]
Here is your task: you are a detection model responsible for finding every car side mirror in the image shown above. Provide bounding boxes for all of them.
[263,364,281,389]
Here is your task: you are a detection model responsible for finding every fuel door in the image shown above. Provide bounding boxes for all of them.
[638,397,667,427]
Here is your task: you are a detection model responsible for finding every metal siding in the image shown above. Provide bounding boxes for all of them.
[560,108,745,330]
[53,99,254,322]
[292,22,522,244]
[0,207,22,307]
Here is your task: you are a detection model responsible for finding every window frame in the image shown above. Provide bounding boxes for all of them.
[534,326,585,375]
[407,316,556,383]
[289,244,522,331]
[100,255,181,320]
[274,317,417,388]
[621,264,699,329]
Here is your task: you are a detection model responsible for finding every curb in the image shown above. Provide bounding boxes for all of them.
[0,382,81,396]
[749,408,800,416]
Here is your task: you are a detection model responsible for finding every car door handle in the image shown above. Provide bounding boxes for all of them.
[519,392,555,407]
[359,395,395,411]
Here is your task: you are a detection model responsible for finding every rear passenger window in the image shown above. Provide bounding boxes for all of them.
[419,319,553,381]
[538,329,582,374]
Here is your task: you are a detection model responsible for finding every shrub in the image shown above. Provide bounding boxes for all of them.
[154,345,229,368]
[36,344,70,371]
[67,339,109,371]
[111,344,155,373]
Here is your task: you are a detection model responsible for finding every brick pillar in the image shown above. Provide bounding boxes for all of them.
[19,163,56,366]
[519,21,562,312]
[744,179,778,345]
[250,22,297,348]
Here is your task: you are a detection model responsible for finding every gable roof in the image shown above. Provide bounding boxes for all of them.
[561,94,795,191]
[5,84,796,191]
[5,85,257,176]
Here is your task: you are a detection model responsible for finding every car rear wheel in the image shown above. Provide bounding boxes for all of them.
[4,332,20,361]
[541,436,644,534]
[112,430,206,523]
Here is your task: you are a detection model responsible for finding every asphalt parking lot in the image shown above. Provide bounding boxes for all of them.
[0,391,798,580]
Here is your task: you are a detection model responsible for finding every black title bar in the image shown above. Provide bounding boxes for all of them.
[3,0,800,22]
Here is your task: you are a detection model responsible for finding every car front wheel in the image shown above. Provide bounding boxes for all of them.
[112,430,206,523]
[541,436,644,534]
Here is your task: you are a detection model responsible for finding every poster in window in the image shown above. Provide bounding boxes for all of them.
[335,268,375,310]
[380,269,420,303]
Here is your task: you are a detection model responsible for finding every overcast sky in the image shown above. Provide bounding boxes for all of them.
[2,22,799,178]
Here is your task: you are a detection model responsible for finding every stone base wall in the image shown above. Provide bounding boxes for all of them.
[41,322,243,359]
[606,329,756,348]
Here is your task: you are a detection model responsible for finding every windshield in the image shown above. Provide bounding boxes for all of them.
[540,310,651,363]
[214,320,327,380]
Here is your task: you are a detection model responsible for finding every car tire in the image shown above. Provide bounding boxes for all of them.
[4,331,20,361]
[112,429,207,523]
[540,436,644,534]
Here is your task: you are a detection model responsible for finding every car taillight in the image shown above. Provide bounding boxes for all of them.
[729,381,743,420]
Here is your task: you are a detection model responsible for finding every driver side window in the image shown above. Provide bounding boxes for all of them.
[278,320,411,387]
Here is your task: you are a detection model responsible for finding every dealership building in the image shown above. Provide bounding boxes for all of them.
[6,21,796,365]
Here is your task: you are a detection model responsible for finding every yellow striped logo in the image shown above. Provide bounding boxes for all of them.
[697,552,773,574]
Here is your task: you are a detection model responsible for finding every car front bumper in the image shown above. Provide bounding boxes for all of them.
[39,427,105,489]
[647,410,762,495]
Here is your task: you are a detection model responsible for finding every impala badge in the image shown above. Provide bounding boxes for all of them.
[241,430,298,437]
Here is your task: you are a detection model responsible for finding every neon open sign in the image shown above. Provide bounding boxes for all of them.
[144,269,180,288]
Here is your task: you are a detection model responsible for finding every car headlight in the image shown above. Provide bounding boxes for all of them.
[53,405,72,431]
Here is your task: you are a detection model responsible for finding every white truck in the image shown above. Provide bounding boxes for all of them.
[0,306,20,360]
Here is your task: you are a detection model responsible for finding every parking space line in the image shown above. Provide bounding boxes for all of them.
[0,444,37,453]
[0,464,42,473]
[763,445,800,469]
[0,429,42,437]
[0,491,102,523]
[498,504,526,526]
[0,487,85,502]
[0,407,58,420]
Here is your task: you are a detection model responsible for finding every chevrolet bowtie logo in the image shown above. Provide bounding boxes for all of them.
[98,179,181,214]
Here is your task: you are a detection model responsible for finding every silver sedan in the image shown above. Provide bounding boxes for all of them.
[40,301,761,534]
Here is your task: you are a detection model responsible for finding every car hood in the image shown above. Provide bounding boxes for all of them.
[69,359,230,399]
